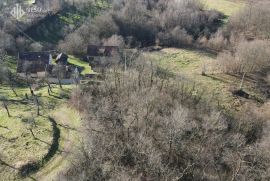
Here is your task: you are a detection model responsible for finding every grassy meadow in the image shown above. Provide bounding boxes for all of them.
[145,47,267,112]
[203,0,245,16]
[0,57,82,180]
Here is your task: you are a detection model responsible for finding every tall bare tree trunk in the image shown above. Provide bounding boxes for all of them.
[29,128,35,139]
[10,85,18,97]
[240,72,246,90]
[57,65,63,89]
[35,96,40,116]
[3,102,10,117]
[26,75,34,96]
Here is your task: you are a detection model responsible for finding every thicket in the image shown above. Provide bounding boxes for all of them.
[202,0,270,82]
[62,57,270,180]
[58,0,224,55]
[217,40,270,74]
[206,0,270,52]
[0,51,7,83]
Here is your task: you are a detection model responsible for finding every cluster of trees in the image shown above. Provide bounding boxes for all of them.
[58,0,224,55]
[198,0,270,90]
[0,5,46,54]
[55,1,270,180]
[204,0,270,51]
[217,40,270,74]
[63,58,270,180]
[0,0,98,54]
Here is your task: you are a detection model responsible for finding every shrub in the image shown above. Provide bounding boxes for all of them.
[205,30,229,51]
[58,32,86,55]
[225,0,270,40]
[204,0,270,52]
[0,30,16,53]
[217,40,270,74]
[267,73,270,85]
[102,35,125,47]
[158,26,193,47]
[29,42,43,52]
[0,52,7,83]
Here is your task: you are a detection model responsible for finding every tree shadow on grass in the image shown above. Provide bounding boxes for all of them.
[204,74,230,84]
[58,123,77,131]
[0,125,9,130]
[19,117,61,178]
[0,158,37,181]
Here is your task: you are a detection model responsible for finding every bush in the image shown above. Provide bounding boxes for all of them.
[203,0,270,52]
[102,34,125,47]
[225,0,270,40]
[267,73,270,85]
[158,26,193,47]
[217,40,270,74]
[207,0,270,52]
[29,42,43,52]
[0,30,16,53]
[0,52,7,83]
[58,32,86,55]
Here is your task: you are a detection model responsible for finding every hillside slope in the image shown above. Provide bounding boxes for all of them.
[204,0,245,16]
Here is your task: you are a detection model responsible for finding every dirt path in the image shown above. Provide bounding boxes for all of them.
[33,106,82,181]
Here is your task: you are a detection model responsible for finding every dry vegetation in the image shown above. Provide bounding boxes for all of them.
[63,58,270,180]
[56,1,270,180]
[217,40,270,74]
[1,0,270,180]
[206,0,270,50]
[58,0,224,55]
[203,0,270,92]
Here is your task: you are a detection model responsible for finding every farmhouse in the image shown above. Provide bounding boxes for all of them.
[86,45,119,72]
[17,51,52,77]
[87,45,119,57]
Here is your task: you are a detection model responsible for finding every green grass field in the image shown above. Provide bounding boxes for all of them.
[0,57,83,180]
[145,47,267,112]
[68,55,95,75]
[0,84,74,180]
[203,0,245,16]
[25,0,109,44]
[51,55,94,75]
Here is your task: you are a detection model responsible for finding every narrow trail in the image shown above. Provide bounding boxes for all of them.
[33,106,82,181]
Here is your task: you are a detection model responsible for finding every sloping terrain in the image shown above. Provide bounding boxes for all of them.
[145,47,268,112]
[24,0,109,45]
[4,0,269,180]
[204,0,245,16]
[0,57,83,181]
[24,7,88,44]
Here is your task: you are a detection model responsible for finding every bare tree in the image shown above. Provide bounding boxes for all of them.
[34,96,40,116]
[218,40,270,89]
[45,65,53,95]
[62,56,269,180]
[0,96,10,117]
[22,116,37,139]
[0,50,7,83]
